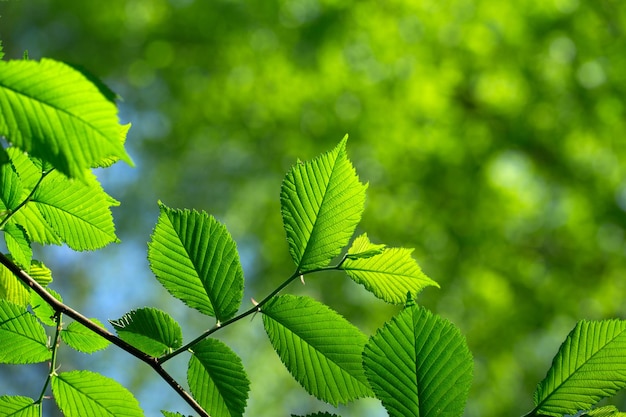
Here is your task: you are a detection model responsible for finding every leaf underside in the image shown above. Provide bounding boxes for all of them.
[533,319,626,416]
[148,203,244,321]
[262,294,373,406]
[110,307,182,357]
[281,136,367,272]
[60,319,110,354]
[363,304,473,417]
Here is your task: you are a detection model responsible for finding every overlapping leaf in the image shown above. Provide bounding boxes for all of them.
[148,203,244,321]
[341,234,438,304]
[0,261,29,306]
[4,224,32,271]
[363,304,473,417]
[0,161,22,211]
[0,58,132,179]
[281,136,367,272]
[262,295,373,405]
[0,395,40,417]
[0,299,50,364]
[30,287,61,326]
[61,319,110,354]
[532,319,626,417]
[110,308,182,357]
[51,370,143,417]
[188,338,250,417]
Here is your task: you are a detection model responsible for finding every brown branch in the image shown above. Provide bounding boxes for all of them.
[0,252,209,417]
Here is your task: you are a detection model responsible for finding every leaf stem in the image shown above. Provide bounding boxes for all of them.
[0,252,210,417]
[36,311,63,404]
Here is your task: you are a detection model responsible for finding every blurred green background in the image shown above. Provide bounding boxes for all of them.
[1,0,626,416]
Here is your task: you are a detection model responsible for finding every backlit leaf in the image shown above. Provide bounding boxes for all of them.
[281,136,367,272]
[533,319,626,417]
[61,319,110,354]
[0,260,29,306]
[262,294,372,405]
[188,338,250,417]
[363,304,473,417]
[0,59,132,180]
[148,202,244,321]
[345,233,385,260]
[30,287,61,326]
[341,235,438,304]
[0,299,50,364]
[0,161,22,211]
[0,395,40,417]
[110,308,182,357]
[52,370,143,417]
[4,224,32,271]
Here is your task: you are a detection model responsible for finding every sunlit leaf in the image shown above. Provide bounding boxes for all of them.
[4,224,32,271]
[345,233,385,260]
[341,235,438,304]
[0,260,29,306]
[291,413,341,417]
[281,136,367,272]
[161,412,192,417]
[32,170,119,250]
[0,58,132,180]
[583,405,626,417]
[188,338,250,417]
[110,307,182,357]
[262,294,372,405]
[61,319,110,354]
[0,161,22,211]
[533,319,626,417]
[0,299,50,364]
[363,304,473,417]
[0,395,40,417]
[30,287,61,326]
[148,202,244,321]
[52,370,143,417]
[28,260,52,286]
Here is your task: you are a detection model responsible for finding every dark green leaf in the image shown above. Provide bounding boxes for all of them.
[363,304,473,417]
[61,319,110,354]
[148,202,244,321]
[281,136,367,272]
[262,294,372,405]
[110,307,183,357]
[533,319,626,417]
[0,58,132,179]
[0,299,50,364]
[188,338,250,417]
[52,370,144,417]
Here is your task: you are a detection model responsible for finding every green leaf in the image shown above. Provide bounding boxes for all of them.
[0,395,41,417]
[262,294,373,405]
[52,370,144,417]
[0,299,50,364]
[281,136,367,272]
[533,319,626,417]
[0,260,29,306]
[31,170,119,250]
[583,406,626,417]
[0,161,22,211]
[30,287,61,326]
[4,224,32,271]
[161,412,192,417]
[341,235,439,304]
[61,319,110,354]
[0,41,4,60]
[110,307,183,357]
[363,304,473,417]
[291,414,342,417]
[148,202,244,321]
[345,233,386,260]
[188,338,250,417]
[0,58,132,180]
[29,260,52,286]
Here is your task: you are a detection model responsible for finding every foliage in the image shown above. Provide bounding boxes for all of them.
[0,50,626,417]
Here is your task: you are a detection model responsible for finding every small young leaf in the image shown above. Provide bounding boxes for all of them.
[61,319,110,354]
[28,260,52,287]
[291,414,341,417]
[148,202,244,321]
[0,299,50,364]
[532,319,626,417]
[363,304,473,417]
[110,307,183,357]
[0,59,133,180]
[4,224,32,271]
[188,338,250,417]
[583,406,626,417]
[52,370,144,417]
[262,294,373,406]
[32,170,120,250]
[281,136,367,272]
[0,395,40,417]
[0,261,29,306]
[341,237,439,304]
[161,412,192,417]
[345,233,386,260]
[30,287,61,326]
